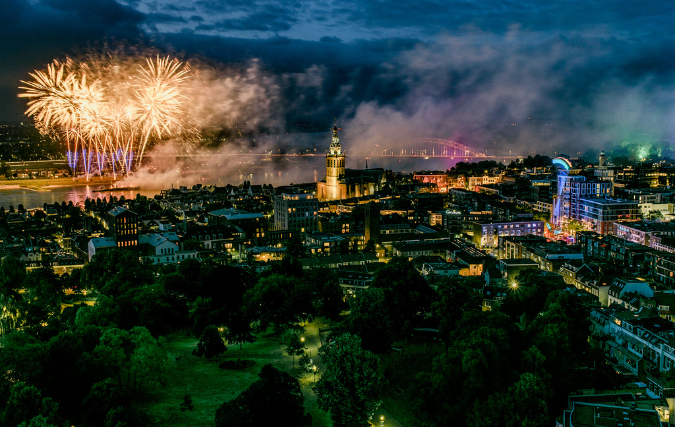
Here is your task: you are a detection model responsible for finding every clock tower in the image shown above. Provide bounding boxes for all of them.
[324,124,345,200]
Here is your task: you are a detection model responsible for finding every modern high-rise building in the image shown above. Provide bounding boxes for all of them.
[274,193,318,232]
[104,206,139,249]
[552,157,612,226]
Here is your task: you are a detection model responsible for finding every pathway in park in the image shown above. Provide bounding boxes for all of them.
[297,318,405,427]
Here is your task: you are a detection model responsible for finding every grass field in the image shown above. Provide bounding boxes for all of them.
[148,330,332,427]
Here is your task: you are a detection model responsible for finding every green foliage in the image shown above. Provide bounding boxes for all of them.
[180,394,194,412]
[306,268,343,320]
[244,274,314,330]
[223,310,255,350]
[467,372,551,427]
[500,270,566,323]
[371,258,436,336]
[17,415,56,427]
[283,330,305,358]
[1,382,59,427]
[647,210,664,221]
[345,288,393,353]
[215,364,310,427]
[433,278,482,343]
[189,297,215,336]
[412,324,520,426]
[194,325,227,359]
[93,327,167,394]
[316,333,383,427]
[286,237,306,258]
[181,239,204,251]
[81,250,153,296]
[82,378,131,426]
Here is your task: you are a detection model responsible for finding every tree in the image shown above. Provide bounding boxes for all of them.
[18,415,57,427]
[433,278,482,343]
[181,239,204,251]
[0,161,10,177]
[467,372,551,427]
[189,297,215,336]
[180,394,194,412]
[1,382,59,427]
[335,239,350,255]
[19,267,64,333]
[647,210,664,221]
[345,288,393,353]
[316,333,383,427]
[194,325,227,359]
[244,274,314,330]
[215,364,311,427]
[93,327,167,394]
[371,258,436,335]
[81,250,153,296]
[283,330,305,367]
[306,268,343,321]
[224,310,255,350]
[34,209,47,221]
[82,378,131,426]
[286,236,305,258]
[413,325,519,426]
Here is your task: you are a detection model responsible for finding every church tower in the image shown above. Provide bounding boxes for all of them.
[325,124,345,200]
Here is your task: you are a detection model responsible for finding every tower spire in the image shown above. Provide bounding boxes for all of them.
[329,122,341,155]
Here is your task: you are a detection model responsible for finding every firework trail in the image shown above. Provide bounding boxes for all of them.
[18,55,193,179]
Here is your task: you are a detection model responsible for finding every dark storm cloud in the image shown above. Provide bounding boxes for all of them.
[320,36,342,43]
[4,0,675,157]
[197,11,297,33]
[146,13,187,24]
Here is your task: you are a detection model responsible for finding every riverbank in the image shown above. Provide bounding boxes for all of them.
[0,176,119,191]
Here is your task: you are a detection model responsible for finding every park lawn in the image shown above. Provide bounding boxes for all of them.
[148,330,333,427]
[147,332,284,426]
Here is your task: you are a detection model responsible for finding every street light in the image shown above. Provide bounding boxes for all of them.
[313,365,317,383]
[380,415,385,427]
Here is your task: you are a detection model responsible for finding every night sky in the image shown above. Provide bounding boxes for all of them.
[2,0,675,153]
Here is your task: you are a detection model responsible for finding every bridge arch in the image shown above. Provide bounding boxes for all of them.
[374,138,487,158]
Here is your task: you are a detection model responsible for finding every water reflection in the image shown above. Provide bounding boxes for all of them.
[0,156,462,209]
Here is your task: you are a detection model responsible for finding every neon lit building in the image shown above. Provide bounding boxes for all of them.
[552,157,612,227]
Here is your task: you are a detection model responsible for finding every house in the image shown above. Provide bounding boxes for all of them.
[499,258,540,285]
[87,237,116,261]
[484,267,505,287]
[420,262,460,279]
[607,278,655,308]
[337,270,375,299]
[654,291,675,322]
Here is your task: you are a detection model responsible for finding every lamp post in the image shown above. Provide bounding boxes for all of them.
[313,365,317,384]
[380,415,385,427]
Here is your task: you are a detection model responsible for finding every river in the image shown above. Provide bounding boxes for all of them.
[0,156,468,209]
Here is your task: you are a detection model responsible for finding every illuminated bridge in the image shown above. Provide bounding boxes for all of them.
[147,139,502,159]
[371,139,488,158]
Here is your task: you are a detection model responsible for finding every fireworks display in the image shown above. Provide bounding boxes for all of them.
[18,55,193,178]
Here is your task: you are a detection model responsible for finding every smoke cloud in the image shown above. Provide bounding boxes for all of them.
[115,29,675,188]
